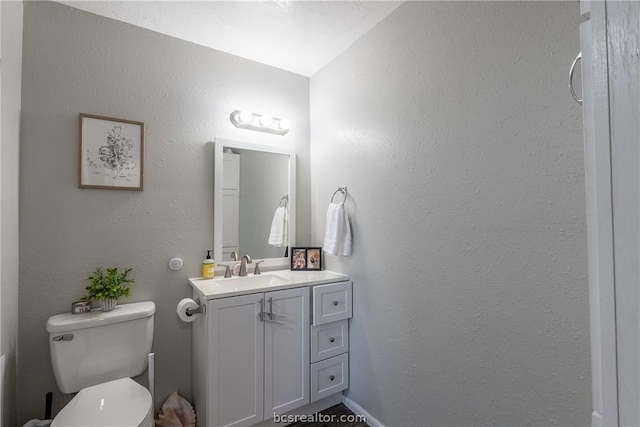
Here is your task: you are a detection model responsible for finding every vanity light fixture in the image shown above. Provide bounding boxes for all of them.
[238,110,254,124]
[259,114,273,127]
[230,110,291,136]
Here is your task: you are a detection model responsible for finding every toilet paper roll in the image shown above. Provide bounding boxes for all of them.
[177,298,200,323]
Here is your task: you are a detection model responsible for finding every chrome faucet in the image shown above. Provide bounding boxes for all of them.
[254,260,264,275]
[238,254,252,277]
[223,264,232,278]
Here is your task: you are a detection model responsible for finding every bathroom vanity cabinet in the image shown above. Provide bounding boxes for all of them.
[190,271,352,427]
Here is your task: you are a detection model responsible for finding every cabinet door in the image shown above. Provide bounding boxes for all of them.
[208,294,264,427]
[263,287,310,418]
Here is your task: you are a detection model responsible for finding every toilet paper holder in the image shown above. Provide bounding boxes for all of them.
[186,299,206,316]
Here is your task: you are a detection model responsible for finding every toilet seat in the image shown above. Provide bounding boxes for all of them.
[51,377,153,427]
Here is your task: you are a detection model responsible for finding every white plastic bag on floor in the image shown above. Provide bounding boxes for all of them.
[155,391,195,427]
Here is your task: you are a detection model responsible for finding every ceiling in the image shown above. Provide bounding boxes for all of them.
[57,1,404,76]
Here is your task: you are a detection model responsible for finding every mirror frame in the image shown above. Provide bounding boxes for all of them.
[213,138,296,270]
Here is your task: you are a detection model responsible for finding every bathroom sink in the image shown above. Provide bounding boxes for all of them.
[211,273,288,290]
[189,269,350,299]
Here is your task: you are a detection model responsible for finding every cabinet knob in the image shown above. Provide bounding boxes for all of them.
[332,300,339,306]
[329,375,335,381]
[329,337,335,343]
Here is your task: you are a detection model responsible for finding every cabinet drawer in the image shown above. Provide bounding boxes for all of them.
[310,353,349,402]
[311,320,349,363]
[312,282,352,325]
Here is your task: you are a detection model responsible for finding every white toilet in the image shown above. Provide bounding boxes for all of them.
[46,301,156,427]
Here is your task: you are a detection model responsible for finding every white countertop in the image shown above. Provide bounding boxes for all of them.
[189,269,350,300]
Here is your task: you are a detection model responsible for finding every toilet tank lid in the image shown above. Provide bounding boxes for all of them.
[46,301,155,333]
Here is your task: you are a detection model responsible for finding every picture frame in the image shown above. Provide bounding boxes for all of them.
[79,113,144,190]
[290,247,322,271]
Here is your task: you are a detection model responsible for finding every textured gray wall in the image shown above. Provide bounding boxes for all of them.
[1,2,23,425]
[310,2,590,425]
[18,2,309,423]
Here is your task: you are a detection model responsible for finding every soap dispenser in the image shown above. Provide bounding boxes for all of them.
[202,250,215,279]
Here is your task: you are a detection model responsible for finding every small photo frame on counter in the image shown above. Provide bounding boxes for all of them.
[79,113,144,190]
[290,247,322,271]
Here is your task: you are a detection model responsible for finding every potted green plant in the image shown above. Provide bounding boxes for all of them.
[85,267,135,312]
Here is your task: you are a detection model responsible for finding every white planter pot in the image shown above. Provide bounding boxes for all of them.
[99,298,117,312]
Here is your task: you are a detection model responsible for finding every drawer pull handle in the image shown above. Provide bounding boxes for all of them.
[332,300,339,306]
[329,337,335,343]
[329,375,335,381]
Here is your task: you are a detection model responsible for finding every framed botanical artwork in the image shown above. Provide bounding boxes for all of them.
[290,247,322,271]
[79,113,144,190]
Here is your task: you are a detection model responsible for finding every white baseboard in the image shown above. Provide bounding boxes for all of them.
[342,396,385,427]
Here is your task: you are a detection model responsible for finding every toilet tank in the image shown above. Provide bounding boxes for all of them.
[46,301,155,394]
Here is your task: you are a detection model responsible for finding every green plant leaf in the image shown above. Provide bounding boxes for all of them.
[85,266,135,301]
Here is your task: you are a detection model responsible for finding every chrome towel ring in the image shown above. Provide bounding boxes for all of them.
[569,52,583,105]
[330,186,348,203]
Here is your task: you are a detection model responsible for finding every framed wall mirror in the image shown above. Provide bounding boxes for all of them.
[213,138,296,269]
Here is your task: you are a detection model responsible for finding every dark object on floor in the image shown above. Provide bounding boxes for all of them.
[44,392,53,420]
[286,403,369,427]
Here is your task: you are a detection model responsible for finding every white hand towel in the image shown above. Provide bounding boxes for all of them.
[282,207,289,246]
[323,203,352,256]
[342,207,352,256]
[323,203,343,256]
[268,206,288,247]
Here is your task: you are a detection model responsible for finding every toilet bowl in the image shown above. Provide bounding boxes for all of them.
[46,302,156,427]
[51,378,153,427]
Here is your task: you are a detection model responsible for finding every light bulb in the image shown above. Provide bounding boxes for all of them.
[278,118,291,131]
[259,114,273,127]
[238,110,253,123]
